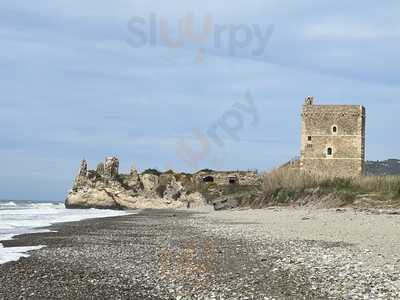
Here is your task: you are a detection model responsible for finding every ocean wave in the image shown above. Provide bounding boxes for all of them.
[0,205,131,265]
[27,203,64,209]
[0,202,65,213]
[0,201,17,207]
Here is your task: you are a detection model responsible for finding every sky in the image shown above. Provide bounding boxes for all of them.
[0,0,399,201]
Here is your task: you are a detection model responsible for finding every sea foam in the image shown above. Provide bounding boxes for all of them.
[0,200,130,265]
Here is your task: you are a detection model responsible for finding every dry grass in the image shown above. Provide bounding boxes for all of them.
[260,168,400,206]
[355,176,400,193]
[263,169,320,195]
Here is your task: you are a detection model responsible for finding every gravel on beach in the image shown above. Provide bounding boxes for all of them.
[1,207,400,299]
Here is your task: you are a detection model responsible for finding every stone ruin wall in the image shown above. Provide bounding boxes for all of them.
[194,171,260,186]
[75,157,260,188]
[300,97,366,178]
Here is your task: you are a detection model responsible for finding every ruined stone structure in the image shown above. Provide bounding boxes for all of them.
[194,170,259,186]
[65,157,261,210]
[300,97,366,177]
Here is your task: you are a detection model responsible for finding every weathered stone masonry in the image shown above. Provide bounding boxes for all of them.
[194,170,259,186]
[300,97,366,177]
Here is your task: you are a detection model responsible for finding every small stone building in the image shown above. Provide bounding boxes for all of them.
[194,170,259,186]
[300,97,366,177]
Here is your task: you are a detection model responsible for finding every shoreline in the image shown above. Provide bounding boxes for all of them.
[1,207,400,299]
[0,201,133,264]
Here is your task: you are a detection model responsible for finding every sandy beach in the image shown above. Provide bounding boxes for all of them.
[1,207,400,299]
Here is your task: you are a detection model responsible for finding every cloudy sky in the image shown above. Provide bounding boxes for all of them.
[1,0,399,201]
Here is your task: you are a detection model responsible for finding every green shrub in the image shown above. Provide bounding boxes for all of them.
[142,169,161,176]
[198,169,214,173]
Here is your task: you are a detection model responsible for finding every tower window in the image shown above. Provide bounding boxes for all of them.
[308,136,312,141]
[332,126,337,133]
[327,147,333,156]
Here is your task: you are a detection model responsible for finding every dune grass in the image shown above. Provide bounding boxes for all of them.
[259,168,400,207]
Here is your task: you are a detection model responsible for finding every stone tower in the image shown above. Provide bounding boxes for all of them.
[300,97,366,177]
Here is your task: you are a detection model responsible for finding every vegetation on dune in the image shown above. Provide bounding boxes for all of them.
[251,168,400,208]
[199,183,260,204]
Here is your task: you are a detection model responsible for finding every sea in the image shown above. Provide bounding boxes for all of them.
[0,200,129,265]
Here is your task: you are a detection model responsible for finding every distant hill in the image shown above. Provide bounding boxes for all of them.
[365,159,400,176]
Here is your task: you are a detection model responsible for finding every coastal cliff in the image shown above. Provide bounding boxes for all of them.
[65,157,206,209]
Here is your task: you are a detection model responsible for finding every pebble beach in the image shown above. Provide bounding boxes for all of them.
[1,207,400,299]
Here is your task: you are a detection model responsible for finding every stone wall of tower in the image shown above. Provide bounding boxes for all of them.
[300,99,365,177]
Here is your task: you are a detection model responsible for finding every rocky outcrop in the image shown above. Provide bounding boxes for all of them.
[141,174,160,193]
[65,157,207,210]
[78,160,88,177]
[104,156,119,178]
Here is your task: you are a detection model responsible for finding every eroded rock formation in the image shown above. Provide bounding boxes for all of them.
[104,156,119,178]
[78,160,88,177]
[65,157,207,209]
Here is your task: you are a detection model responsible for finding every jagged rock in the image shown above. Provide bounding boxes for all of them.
[140,174,160,192]
[66,188,119,209]
[73,160,89,189]
[65,157,214,210]
[78,160,88,178]
[87,170,99,181]
[104,156,119,178]
[96,162,105,175]
[119,173,142,192]
[130,165,138,176]
[124,166,141,189]
[163,176,184,201]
